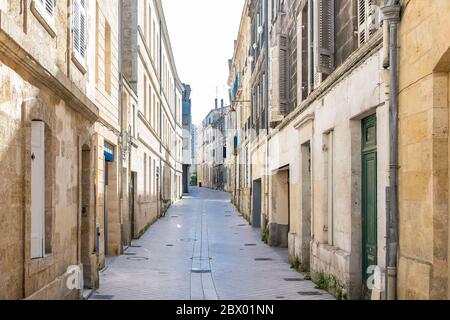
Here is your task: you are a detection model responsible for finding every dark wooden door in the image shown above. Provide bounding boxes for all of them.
[362,115,377,299]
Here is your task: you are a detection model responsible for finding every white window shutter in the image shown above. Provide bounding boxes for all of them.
[31,121,45,259]
[317,0,335,75]
[358,0,373,46]
[45,0,55,17]
[73,0,86,58]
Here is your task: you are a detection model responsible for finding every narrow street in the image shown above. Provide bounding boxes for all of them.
[90,188,333,300]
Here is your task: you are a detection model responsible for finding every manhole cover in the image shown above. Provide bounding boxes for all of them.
[191,268,211,274]
[126,256,149,261]
[124,252,136,256]
[276,296,285,299]
[298,291,323,296]
[254,258,273,261]
[171,216,179,218]
[92,295,114,300]
[129,245,141,248]
[237,224,247,227]
[245,244,257,247]
[284,278,305,282]
[166,244,174,247]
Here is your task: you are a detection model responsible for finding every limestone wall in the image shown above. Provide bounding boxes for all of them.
[397,0,450,300]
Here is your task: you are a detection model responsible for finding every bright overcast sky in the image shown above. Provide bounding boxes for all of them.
[162,0,245,126]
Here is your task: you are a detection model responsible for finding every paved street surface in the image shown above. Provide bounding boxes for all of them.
[90,187,333,300]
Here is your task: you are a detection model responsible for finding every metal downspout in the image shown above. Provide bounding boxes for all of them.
[264,0,270,229]
[381,0,401,300]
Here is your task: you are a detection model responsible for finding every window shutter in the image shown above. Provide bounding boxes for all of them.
[80,0,86,57]
[73,0,87,58]
[37,0,55,20]
[358,0,373,46]
[45,0,55,17]
[31,121,45,259]
[279,34,289,115]
[317,0,335,75]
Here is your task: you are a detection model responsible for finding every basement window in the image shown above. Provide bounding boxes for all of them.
[31,0,57,38]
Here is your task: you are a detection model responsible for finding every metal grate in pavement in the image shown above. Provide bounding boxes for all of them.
[180,238,197,242]
[191,268,212,274]
[124,252,136,256]
[126,256,149,261]
[298,291,323,296]
[244,244,257,246]
[91,295,114,300]
[129,245,141,248]
[284,278,305,282]
[166,244,174,247]
[254,258,273,261]
[191,257,212,261]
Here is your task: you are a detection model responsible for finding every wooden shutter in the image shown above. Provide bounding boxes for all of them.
[358,0,373,46]
[73,0,87,58]
[37,0,55,20]
[279,34,289,115]
[31,121,45,259]
[317,0,335,75]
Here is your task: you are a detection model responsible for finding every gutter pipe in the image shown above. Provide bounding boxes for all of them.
[381,0,401,301]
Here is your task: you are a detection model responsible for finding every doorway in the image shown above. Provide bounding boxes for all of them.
[252,179,262,229]
[81,146,94,288]
[301,142,312,271]
[130,172,137,239]
[361,115,378,299]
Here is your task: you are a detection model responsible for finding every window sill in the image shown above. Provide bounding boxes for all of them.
[31,0,56,38]
[72,52,87,74]
[29,254,54,276]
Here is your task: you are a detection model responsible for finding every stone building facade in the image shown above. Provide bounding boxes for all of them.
[0,0,186,300]
[197,102,230,190]
[182,84,193,194]
[0,0,99,299]
[397,0,450,300]
[120,0,183,236]
[229,0,389,299]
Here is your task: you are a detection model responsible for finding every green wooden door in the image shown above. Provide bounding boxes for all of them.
[362,115,377,299]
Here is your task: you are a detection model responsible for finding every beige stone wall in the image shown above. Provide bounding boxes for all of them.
[397,0,450,300]
[0,63,93,299]
[0,1,99,299]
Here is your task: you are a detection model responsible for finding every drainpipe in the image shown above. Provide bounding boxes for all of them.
[264,0,270,229]
[381,0,401,301]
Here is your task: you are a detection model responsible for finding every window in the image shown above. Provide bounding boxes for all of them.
[72,0,87,68]
[0,0,8,12]
[32,0,56,37]
[144,76,148,118]
[144,154,147,196]
[149,157,152,195]
[310,0,335,89]
[105,21,112,94]
[358,0,379,46]
[132,104,136,137]
[148,84,152,123]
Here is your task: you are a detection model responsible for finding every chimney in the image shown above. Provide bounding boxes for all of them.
[215,98,218,109]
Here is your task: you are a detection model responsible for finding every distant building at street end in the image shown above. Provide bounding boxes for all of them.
[182,84,193,194]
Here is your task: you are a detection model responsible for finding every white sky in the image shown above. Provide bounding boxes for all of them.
[162,0,245,126]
